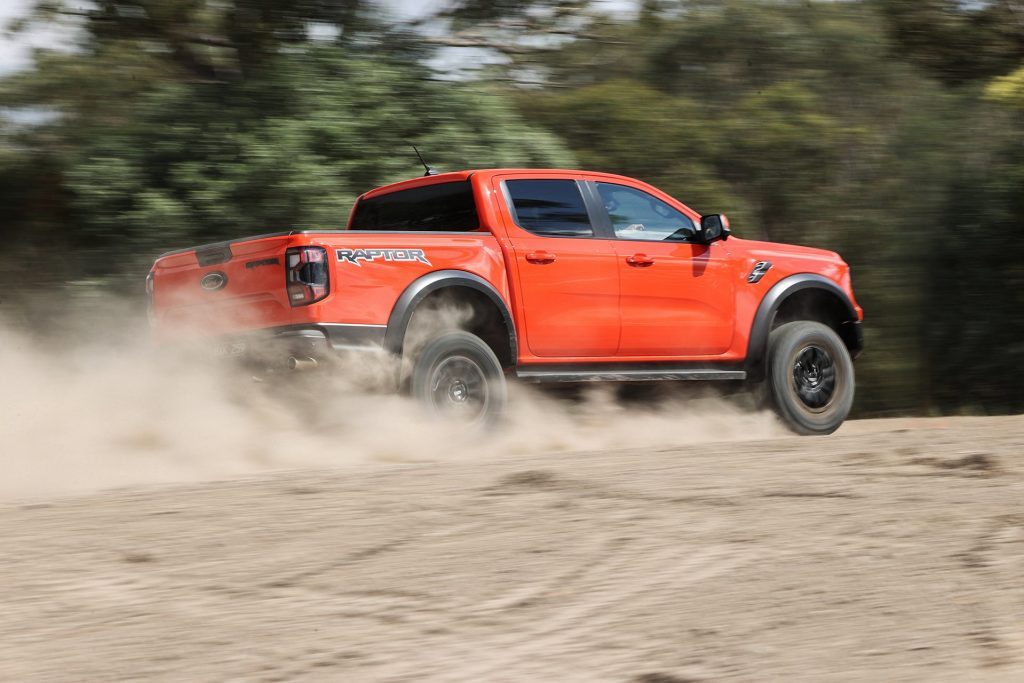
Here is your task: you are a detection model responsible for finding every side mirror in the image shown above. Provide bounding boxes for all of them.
[698,214,730,244]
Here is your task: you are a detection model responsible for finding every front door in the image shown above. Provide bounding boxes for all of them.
[591,181,735,357]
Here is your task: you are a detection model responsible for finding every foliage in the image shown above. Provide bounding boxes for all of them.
[0,1,573,282]
[986,66,1024,106]
[875,0,1024,85]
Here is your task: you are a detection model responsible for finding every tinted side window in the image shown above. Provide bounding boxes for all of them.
[596,183,695,242]
[505,179,593,237]
[351,181,479,231]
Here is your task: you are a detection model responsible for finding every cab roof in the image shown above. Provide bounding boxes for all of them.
[358,168,641,201]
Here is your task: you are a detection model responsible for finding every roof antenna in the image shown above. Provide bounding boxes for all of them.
[412,145,438,177]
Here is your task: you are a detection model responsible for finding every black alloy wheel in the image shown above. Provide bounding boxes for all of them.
[791,344,837,411]
[412,331,507,429]
[766,321,855,435]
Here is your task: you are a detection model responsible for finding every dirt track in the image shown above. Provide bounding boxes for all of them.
[1,415,1022,682]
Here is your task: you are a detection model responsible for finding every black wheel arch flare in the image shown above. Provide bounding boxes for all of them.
[383,269,518,363]
[746,273,863,381]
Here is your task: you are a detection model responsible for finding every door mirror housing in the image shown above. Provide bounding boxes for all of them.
[698,214,730,244]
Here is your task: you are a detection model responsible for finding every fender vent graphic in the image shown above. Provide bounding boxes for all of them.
[336,248,431,266]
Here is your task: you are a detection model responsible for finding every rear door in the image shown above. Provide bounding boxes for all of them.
[589,181,735,357]
[496,175,620,357]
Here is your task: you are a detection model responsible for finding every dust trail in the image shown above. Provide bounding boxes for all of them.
[0,305,783,501]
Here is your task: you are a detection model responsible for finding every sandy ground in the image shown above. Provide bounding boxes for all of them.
[1,415,1023,682]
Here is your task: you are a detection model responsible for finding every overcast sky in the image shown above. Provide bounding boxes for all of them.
[0,0,635,75]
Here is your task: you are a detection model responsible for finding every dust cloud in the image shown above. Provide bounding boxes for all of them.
[0,303,782,501]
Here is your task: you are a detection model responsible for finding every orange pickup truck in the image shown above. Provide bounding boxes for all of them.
[148,169,863,434]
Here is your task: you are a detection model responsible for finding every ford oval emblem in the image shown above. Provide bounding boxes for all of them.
[200,271,227,291]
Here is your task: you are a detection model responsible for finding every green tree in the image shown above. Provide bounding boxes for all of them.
[0,0,573,289]
[875,0,1024,85]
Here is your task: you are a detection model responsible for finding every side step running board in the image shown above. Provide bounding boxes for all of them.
[515,367,747,383]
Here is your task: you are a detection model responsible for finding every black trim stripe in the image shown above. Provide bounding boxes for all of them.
[155,231,483,260]
[516,366,746,383]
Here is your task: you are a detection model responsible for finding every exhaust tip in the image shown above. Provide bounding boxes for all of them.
[289,356,319,371]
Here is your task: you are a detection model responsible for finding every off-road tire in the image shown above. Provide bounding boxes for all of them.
[767,321,854,435]
[411,331,507,429]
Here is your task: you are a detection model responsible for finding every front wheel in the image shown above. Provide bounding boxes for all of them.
[411,331,507,429]
[767,321,855,435]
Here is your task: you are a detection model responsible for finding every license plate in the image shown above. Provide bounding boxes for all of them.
[217,340,248,357]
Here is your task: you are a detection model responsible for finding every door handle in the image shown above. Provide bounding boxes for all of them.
[525,251,556,265]
[626,254,655,267]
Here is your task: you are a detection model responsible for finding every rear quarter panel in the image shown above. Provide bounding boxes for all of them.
[319,232,509,325]
[149,231,509,341]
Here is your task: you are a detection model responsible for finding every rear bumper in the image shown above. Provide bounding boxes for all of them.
[286,323,387,351]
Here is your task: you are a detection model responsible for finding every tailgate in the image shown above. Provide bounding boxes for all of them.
[150,235,297,340]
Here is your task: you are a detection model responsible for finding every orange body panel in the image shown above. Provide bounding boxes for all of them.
[153,236,297,339]
[613,239,736,356]
[149,169,862,364]
[488,171,620,357]
[150,231,508,341]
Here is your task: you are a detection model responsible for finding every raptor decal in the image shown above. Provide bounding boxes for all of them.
[336,248,431,267]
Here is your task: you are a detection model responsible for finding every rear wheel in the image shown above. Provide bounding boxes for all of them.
[411,331,507,429]
[767,321,854,435]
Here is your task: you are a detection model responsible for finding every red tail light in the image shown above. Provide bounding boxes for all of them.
[286,246,330,306]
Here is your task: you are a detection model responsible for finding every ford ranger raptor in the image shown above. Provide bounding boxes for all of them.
[148,169,864,434]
